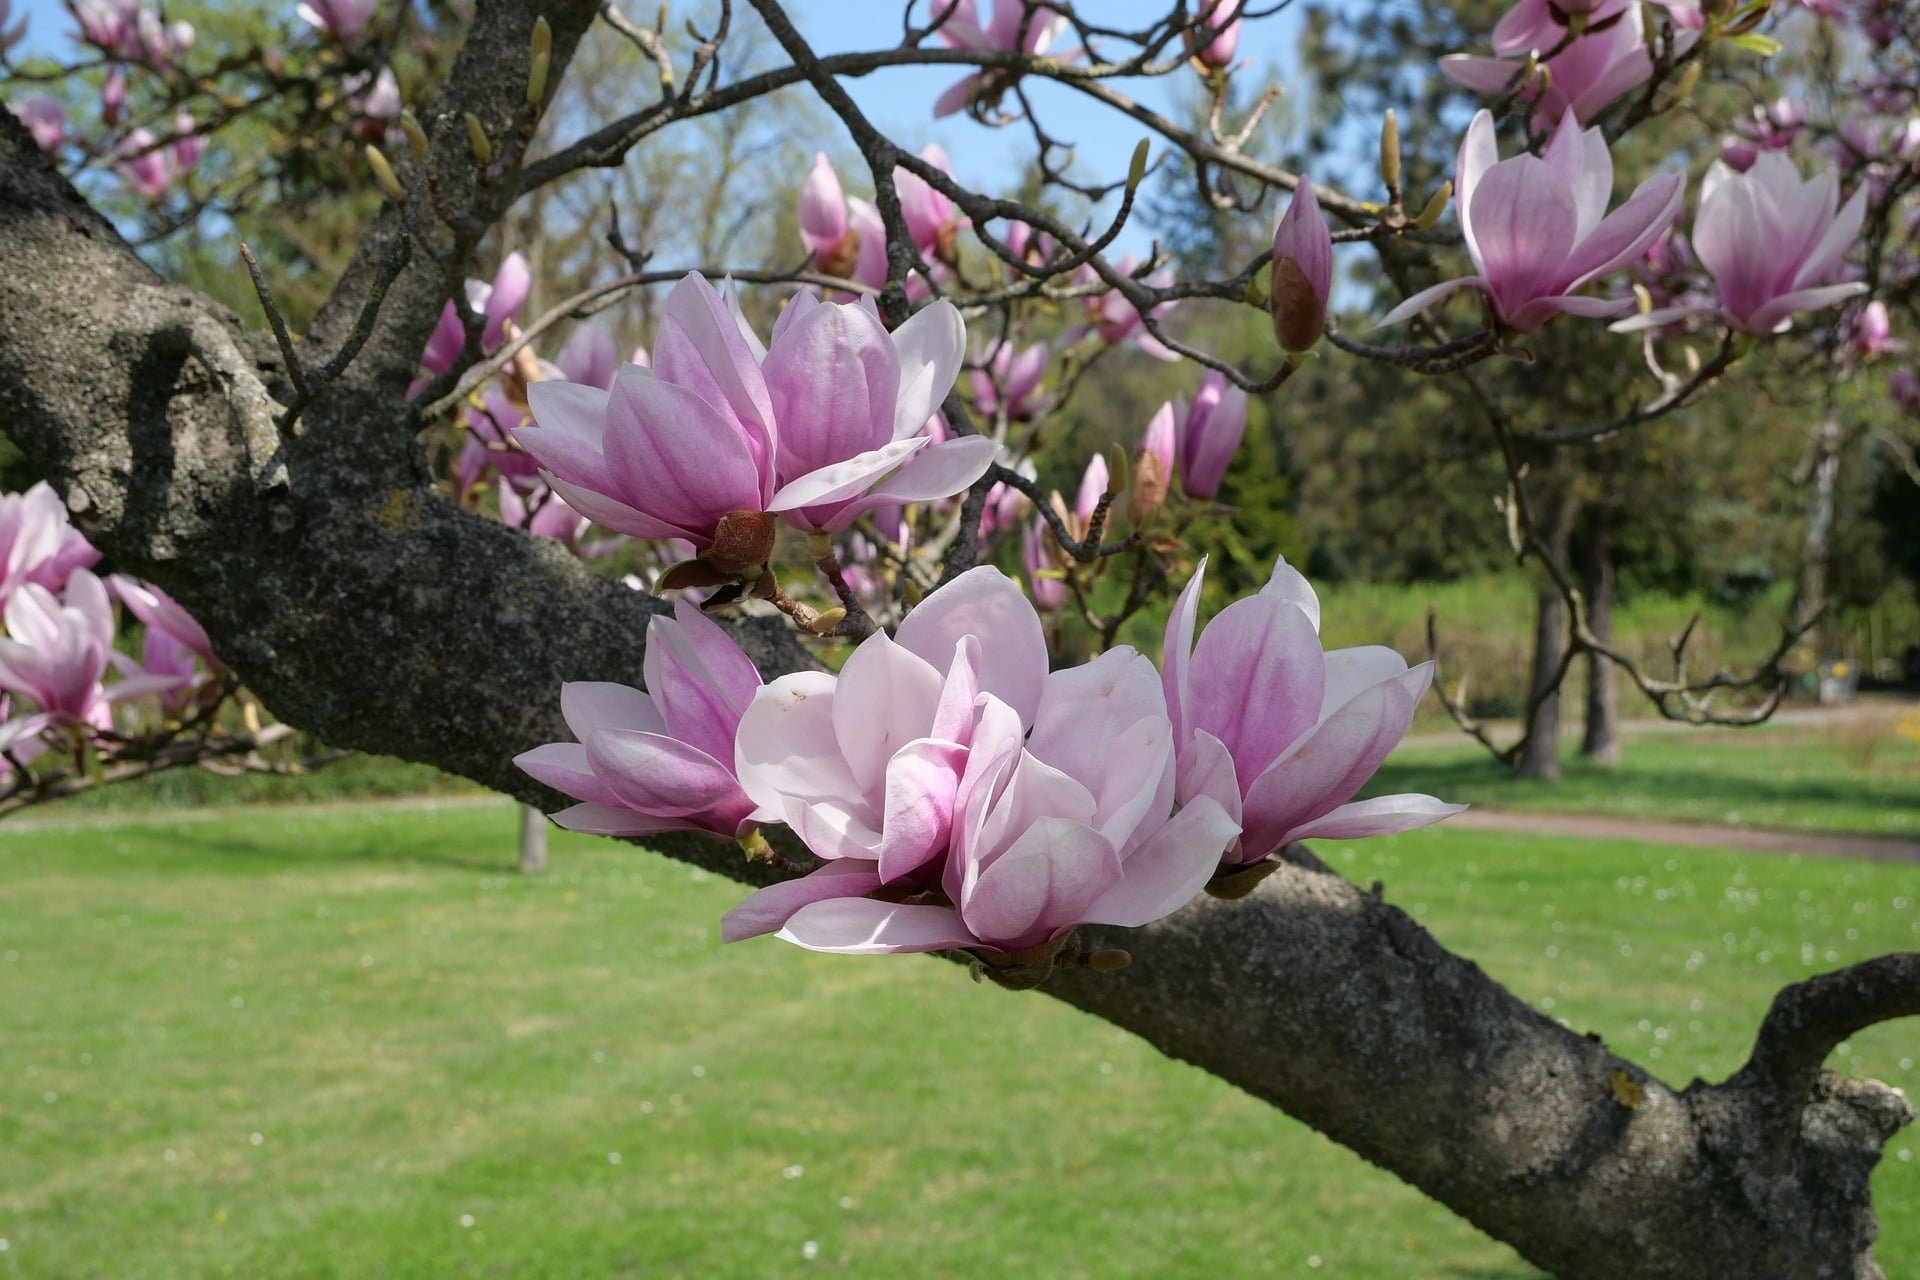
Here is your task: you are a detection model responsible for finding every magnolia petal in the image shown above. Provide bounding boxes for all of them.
[515,742,622,807]
[1285,794,1468,841]
[552,802,702,838]
[1081,796,1242,927]
[587,729,744,820]
[890,301,967,440]
[962,817,1121,951]
[767,437,928,515]
[561,680,666,740]
[777,898,977,954]
[860,436,1000,506]
[721,860,883,942]
[1378,276,1485,328]
[895,566,1048,725]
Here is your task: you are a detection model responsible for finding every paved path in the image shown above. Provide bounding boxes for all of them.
[1443,808,1920,864]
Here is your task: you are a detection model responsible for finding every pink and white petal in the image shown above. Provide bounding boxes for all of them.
[1186,593,1325,784]
[859,436,1000,506]
[1319,646,1410,720]
[1562,171,1687,291]
[1081,795,1242,928]
[767,437,928,515]
[516,741,622,807]
[1794,187,1868,291]
[665,599,763,714]
[889,301,967,439]
[1028,645,1168,788]
[1162,557,1206,743]
[1744,283,1870,335]
[1283,794,1467,842]
[1607,303,1710,334]
[1503,292,1635,333]
[541,473,702,544]
[928,633,983,746]
[895,566,1048,725]
[962,817,1121,951]
[1470,157,1578,318]
[777,898,978,954]
[875,737,970,883]
[721,860,884,942]
[561,680,666,739]
[1440,54,1522,97]
[734,672,862,810]
[832,629,944,786]
[552,802,703,837]
[1378,276,1485,328]
[1238,677,1417,857]
[587,730,744,819]
[605,367,768,522]
[932,73,981,118]
[661,272,777,437]
[1259,554,1321,632]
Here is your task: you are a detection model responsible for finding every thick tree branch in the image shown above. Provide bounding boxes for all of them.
[0,18,1912,1279]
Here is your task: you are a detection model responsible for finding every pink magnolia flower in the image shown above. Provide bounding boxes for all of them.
[117,128,179,200]
[1175,368,1248,500]
[0,482,101,603]
[1164,556,1463,865]
[1852,300,1893,357]
[1489,0,1634,56]
[417,252,531,379]
[352,67,402,142]
[1270,179,1332,353]
[108,575,221,671]
[1891,367,1920,412]
[515,601,761,839]
[969,339,1049,422]
[0,571,173,727]
[722,567,1240,954]
[1442,5,1681,127]
[1021,516,1066,613]
[299,0,377,40]
[1067,256,1179,360]
[1382,109,1684,333]
[1072,451,1109,535]
[100,66,125,123]
[928,0,1069,118]
[459,319,619,491]
[898,143,967,264]
[1131,401,1176,522]
[498,479,589,545]
[796,153,887,290]
[1615,154,1867,336]
[517,274,996,552]
[8,97,66,153]
[1185,0,1241,68]
[171,112,207,170]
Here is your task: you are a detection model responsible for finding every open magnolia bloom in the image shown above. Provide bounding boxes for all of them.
[514,601,761,840]
[515,274,998,572]
[722,567,1241,955]
[1613,153,1868,337]
[1163,556,1464,865]
[1382,109,1683,333]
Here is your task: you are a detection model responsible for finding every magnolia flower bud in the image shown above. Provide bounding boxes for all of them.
[1270,179,1332,354]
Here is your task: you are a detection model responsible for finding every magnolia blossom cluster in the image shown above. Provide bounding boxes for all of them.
[516,272,997,582]
[1383,109,1868,340]
[521,563,1458,958]
[0,484,221,759]
[1442,0,1701,127]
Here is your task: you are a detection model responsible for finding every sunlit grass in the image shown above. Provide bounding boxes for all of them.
[1,802,1913,1278]
[1368,722,1920,837]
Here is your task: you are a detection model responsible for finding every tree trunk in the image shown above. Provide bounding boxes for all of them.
[3,42,1915,1280]
[1516,491,1578,780]
[1797,419,1844,632]
[1581,510,1621,766]
[518,804,549,874]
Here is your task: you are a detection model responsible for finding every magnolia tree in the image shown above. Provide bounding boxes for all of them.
[2,0,1918,1276]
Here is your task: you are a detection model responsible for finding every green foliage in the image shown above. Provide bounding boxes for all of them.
[1,803,1912,1277]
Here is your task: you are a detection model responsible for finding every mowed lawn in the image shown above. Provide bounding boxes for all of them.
[1,801,1915,1279]
[1367,718,1920,838]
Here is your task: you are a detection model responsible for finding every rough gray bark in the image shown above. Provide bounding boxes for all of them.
[1581,510,1621,766]
[1,8,1914,1275]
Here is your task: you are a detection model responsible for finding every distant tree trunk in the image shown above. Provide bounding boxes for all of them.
[1581,510,1621,766]
[519,804,549,875]
[1795,419,1843,631]
[1517,491,1578,780]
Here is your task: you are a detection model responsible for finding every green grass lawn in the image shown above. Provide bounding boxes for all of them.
[1,801,1914,1278]
[1368,723,1920,838]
